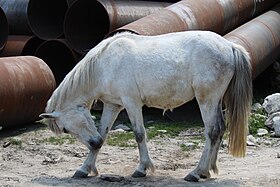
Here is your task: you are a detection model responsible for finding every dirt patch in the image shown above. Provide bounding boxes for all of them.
[1,122,280,187]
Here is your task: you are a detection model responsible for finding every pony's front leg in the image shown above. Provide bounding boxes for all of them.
[73,150,98,178]
[122,98,155,177]
[73,103,122,178]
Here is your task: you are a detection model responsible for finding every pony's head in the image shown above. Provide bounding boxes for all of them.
[39,106,103,150]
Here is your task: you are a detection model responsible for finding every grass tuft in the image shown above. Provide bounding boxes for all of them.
[41,134,76,145]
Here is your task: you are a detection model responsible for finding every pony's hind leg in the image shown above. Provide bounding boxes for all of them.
[209,106,226,174]
[73,103,123,178]
[185,100,224,182]
[122,97,154,178]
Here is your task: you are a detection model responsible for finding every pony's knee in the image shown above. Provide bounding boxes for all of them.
[135,132,145,143]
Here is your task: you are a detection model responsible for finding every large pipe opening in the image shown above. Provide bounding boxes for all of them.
[35,40,78,84]
[64,0,109,54]
[28,0,68,40]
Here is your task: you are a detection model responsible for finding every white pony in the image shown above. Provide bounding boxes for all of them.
[40,31,252,182]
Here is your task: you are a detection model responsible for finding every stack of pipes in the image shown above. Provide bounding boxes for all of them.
[0,0,279,128]
[0,0,172,129]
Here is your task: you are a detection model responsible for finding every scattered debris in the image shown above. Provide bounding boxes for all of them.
[3,141,11,148]
[42,154,62,165]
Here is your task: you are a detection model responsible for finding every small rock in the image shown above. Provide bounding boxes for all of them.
[110,129,126,133]
[221,139,228,148]
[262,93,280,114]
[247,135,256,146]
[257,128,268,136]
[265,112,280,129]
[100,174,125,182]
[146,120,154,124]
[277,153,280,158]
[157,130,167,133]
[251,103,263,113]
[0,126,2,131]
[114,124,131,131]
[263,140,272,146]
[273,116,280,137]
[183,142,196,149]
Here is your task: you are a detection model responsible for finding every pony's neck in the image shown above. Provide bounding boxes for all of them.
[50,61,98,111]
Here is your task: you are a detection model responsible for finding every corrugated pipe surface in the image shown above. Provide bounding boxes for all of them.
[64,0,171,54]
[0,56,56,129]
[0,0,68,40]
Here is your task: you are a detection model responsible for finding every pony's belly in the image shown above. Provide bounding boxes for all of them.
[143,96,193,111]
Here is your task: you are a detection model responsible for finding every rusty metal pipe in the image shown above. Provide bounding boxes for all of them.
[35,39,79,84]
[110,0,278,36]
[225,4,280,79]
[0,35,44,57]
[0,0,68,40]
[0,56,56,129]
[64,0,171,54]
[0,7,8,51]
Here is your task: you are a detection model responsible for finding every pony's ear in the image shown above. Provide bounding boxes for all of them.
[39,112,60,119]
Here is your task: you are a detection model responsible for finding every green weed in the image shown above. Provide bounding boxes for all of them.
[249,109,267,135]
[107,132,137,148]
[41,134,76,145]
[146,122,201,139]
[106,121,202,148]
[8,138,23,149]
[180,142,199,152]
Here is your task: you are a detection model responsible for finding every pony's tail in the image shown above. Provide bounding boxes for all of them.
[224,43,252,157]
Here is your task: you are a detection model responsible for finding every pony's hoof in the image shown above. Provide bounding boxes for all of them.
[200,173,210,179]
[72,170,88,178]
[132,170,146,178]
[184,174,199,182]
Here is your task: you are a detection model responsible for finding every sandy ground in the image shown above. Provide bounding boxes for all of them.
[1,122,280,187]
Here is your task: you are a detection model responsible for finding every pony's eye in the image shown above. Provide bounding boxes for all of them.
[63,128,68,134]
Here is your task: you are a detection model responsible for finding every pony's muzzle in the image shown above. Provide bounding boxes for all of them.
[88,136,103,150]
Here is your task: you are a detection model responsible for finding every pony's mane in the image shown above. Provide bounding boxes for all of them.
[44,31,135,133]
